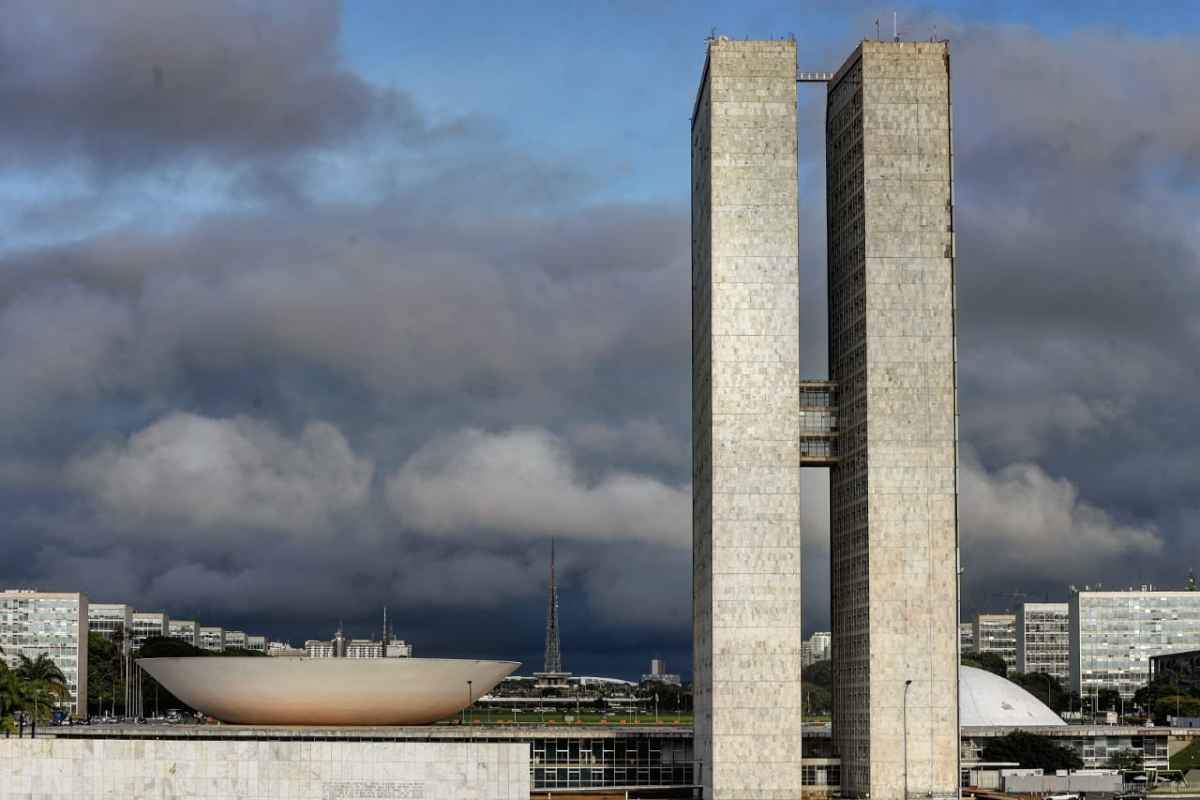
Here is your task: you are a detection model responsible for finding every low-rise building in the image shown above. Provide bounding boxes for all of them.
[198,626,225,652]
[268,641,304,656]
[166,620,198,648]
[87,603,133,641]
[305,639,334,658]
[130,612,168,650]
[386,640,413,658]
[0,590,89,716]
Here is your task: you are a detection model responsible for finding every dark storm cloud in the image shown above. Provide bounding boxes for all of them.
[0,0,436,172]
[3,5,1199,675]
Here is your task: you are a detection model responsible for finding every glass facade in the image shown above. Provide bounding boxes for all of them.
[199,627,225,651]
[88,603,132,640]
[130,612,168,649]
[0,590,88,715]
[1016,603,1070,682]
[960,622,975,653]
[974,614,1017,673]
[167,620,198,647]
[1071,590,1200,698]
[530,733,694,792]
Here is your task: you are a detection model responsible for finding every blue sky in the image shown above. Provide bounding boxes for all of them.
[2,1,1200,679]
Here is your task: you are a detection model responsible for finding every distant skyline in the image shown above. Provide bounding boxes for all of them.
[2,1,1199,679]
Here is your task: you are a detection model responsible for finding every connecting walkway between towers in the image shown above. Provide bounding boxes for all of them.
[799,380,839,466]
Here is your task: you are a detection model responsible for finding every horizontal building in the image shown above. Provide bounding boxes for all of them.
[268,641,304,656]
[224,630,247,650]
[1071,588,1200,698]
[1016,602,1070,683]
[167,619,198,648]
[198,626,225,652]
[87,603,132,641]
[0,590,89,716]
[246,634,267,653]
[305,639,334,658]
[130,612,168,650]
[974,613,1017,673]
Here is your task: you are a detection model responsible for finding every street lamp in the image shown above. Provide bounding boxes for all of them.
[904,679,913,800]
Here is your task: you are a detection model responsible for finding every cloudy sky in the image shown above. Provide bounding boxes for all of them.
[2,0,1198,679]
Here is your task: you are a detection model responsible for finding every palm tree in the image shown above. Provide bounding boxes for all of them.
[15,654,69,720]
[0,667,26,721]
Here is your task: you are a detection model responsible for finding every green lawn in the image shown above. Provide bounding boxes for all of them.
[1170,740,1200,771]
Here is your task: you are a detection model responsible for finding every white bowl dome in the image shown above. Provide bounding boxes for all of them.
[960,665,1065,727]
[139,657,519,725]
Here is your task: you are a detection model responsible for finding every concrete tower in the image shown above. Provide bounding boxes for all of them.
[692,37,959,800]
[691,37,805,799]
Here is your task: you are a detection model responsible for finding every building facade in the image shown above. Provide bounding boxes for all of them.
[973,613,1016,674]
[803,632,833,667]
[0,590,89,715]
[1071,589,1200,699]
[130,612,168,650]
[960,622,975,653]
[198,626,225,652]
[691,37,805,800]
[691,37,959,800]
[1016,603,1069,682]
[224,630,247,650]
[825,41,959,800]
[246,634,267,653]
[87,603,133,641]
[167,619,199,647]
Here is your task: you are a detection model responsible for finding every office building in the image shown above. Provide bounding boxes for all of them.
[692,37,959,799]
[166,619,198,647]
[268,641,304,656]
[1015,603,1069,682]
[974,613,1017,674]
[1071,588,1200,699]
[960,622,975,653]
[802,631,832,666]
[386,640,413,658]
[87,603,132,641]
[642,658,683,687]
[305,639,335,658]
[246,634,267,652]
[224,630,247,650]
[198,626,225,652]
[0,590,89,716]
[130,611,168,649]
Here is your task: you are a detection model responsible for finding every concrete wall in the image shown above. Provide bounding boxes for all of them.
[827,41,959,800]
[0,739,529,800]
[692,37,804,800]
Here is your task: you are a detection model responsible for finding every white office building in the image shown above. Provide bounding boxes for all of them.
[198,626,225,652]
[802,632,832,667]
[974,613,1017,674]
[130,612,168,649]
[960,622,976,653]
[1071,588,1200,699]
[246,634,267,653]
[225,630,247,650]
[88,603,133,641]
[0,590,89,716]
[1016,602,1070,683]
[167,619,199,647]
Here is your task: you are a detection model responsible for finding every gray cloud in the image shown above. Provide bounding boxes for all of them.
[67,413,373,536]
[387,427,690,547]
[0,0,419,172]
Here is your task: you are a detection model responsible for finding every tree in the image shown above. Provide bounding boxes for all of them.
[805,659,833,689]
[981,731,1083,772]
[1008,671,1070,712]
[1154,695,1200,722]
[962,650,1008,678]
[15,653,69,719]
[1096,688,1122,713]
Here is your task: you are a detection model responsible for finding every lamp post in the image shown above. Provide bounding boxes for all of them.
[903,679,913,800]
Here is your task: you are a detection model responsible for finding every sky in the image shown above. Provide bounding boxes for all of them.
[2,1,1199,680]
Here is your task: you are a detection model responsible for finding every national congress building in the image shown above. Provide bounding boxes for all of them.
[692,37,960,800]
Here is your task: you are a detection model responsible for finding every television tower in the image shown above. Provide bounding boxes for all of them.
[543,539,562,673]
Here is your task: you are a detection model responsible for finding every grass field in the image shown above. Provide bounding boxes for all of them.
[1170,740,1200,771]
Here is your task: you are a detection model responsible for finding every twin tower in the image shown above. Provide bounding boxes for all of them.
[691,39,960,799]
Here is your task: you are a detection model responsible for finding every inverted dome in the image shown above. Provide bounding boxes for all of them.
[960,665,1065,727]
[139,657,518,725]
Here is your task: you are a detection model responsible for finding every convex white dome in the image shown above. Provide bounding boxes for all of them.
[959,665,1066,727]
